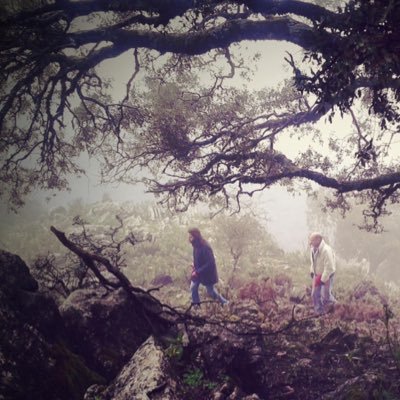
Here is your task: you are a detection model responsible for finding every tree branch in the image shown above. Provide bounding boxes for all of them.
[50,225,172,334]
[50,226,121,289]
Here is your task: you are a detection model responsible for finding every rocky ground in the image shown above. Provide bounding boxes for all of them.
[160,300,400,400]
[1,250,400,399]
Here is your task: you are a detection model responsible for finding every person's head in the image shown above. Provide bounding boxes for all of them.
[188,227,203,246]
[309,232,323,250]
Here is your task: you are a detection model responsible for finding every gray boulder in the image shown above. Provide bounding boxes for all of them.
[0,250,103,400]
[85,335,178,400]
[321,372,382,400]
[60,286,161,379]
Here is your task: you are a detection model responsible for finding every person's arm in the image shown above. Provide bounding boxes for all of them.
[191,264,199,281]
[321,248,335,283]
[314,274,322,285]
[196,246,214,274]
[310,251,315,278]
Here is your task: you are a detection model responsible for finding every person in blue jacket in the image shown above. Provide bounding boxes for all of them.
[188,227,228,307]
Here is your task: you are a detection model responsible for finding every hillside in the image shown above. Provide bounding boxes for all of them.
[1,200,400,399]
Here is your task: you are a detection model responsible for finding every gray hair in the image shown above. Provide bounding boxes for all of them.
[309,232,323,241]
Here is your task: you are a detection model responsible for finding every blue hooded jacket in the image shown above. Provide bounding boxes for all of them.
[192,239,218,285]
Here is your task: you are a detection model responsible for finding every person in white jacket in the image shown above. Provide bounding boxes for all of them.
[309,232,336,314]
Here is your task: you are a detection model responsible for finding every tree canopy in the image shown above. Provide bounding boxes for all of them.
[1,0,400,228]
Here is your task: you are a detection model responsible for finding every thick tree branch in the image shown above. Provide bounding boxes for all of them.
[246,0,336,21]
[150,164,400,196]
[3,0,336,27]
[42,18,317,64]
[50,226,121,289]
[50,225,172,333]
[251,169,400,194]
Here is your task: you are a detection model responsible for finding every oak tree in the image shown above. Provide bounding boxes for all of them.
[1,0,400,228]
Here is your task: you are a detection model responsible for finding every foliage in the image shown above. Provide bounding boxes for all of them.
[4,197,400,397]
[165,333,184,361]
[183,368,204,388]
[307,189,400,281]
[383,304,400,374]
[166,264,400,399]
[297,0,400,129]
[1,0,400,228]
[213,213,282,273]
[238,278,278,307]
[1,199,287,304]
[178,367,219,399]
[31,252,97,302]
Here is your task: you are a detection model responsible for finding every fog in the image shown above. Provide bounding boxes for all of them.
[0,170,308,253]
[0,40,311,252]
[1,38,398,265]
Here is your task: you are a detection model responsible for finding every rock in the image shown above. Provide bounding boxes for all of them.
[295,358,312,368]
[321,372,382,400]
[0,250,63,340]
[211,382,234,399]
[83,384,108,400]
[85,336,178,400]
[310,327,357,353]
[224,386,261,400]
[211,383,261,400]
[150,274,173,286]
[0,249,103,400]
[0,250,38,291]
[60,286,162,379]
[187,300,270,399]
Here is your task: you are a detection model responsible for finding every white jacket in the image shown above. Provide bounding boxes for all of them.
[310,239,336,283]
